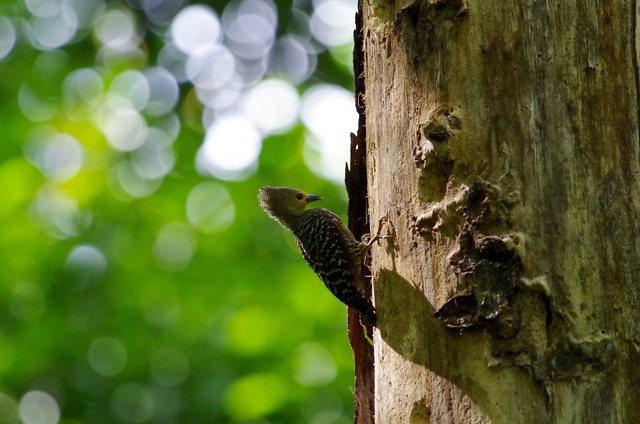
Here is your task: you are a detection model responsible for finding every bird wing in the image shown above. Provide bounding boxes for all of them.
[295,209,366,301]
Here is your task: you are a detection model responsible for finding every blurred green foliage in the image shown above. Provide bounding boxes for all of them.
[0,0,359,422]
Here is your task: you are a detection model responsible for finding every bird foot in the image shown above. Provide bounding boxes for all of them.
[363,215,392,248]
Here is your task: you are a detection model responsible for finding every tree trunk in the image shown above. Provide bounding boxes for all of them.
[351,1,640,422]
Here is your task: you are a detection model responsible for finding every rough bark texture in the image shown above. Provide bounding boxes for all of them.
[359,0,640,423]
[345,9,375,424]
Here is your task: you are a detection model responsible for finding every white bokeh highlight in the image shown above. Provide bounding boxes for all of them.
[197,114,261,180]
[130,128,176,180]
[32,133,84,182]
[241,79,299,134]
[185,45,236,91]
[29,6,78,50]
[66,244,108,291]
[310,0,356,47]
[170,5,222,55]
[95,8,139,50]
[102,103,148,151]
[62,68,105,114]
[0,17,16,60]
[301,84,357,181]
[222,0,277,61]
[143,67,180,116]
[19,391,60,424]
[109,70,151,111]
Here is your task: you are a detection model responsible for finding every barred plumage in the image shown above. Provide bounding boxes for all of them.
[258,186,376,326]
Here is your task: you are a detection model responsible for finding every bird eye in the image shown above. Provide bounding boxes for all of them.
[296,193,304,200]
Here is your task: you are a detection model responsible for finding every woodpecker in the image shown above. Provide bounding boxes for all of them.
[258,186,377,326]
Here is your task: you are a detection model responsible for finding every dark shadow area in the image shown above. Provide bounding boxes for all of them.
[375,268,546,423]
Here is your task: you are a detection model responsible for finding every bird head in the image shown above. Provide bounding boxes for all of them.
[258,186,322,229]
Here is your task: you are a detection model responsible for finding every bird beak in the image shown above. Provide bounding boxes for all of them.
[307,194,322,203]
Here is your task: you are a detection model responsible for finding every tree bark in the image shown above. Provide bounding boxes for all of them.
[355,0,640,422]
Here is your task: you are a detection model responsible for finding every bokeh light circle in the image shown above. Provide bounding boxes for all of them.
[110,384,154,423]
[88,337,127,377]
[186,45,236,91]
[186,182,235,233]
[270,35,316,83]
[143,67,180,116]
[36,133,84,182]
[0,392,18,423]
[30,6,78,50]
[130,128,176,180]
[102,105,148,152]
[0,17,16,60]
[197,114,261,180]
[109,70,150,111]
[65,244,108,292]
[241,79,299,134]
[153,222,196,271]
[170,4,222,55]
[150,347,190,387]
[19,391,60,424]
[95,8,139,50]
[222,0,277,61]
[310,0,356,47]
[301,84,357,181]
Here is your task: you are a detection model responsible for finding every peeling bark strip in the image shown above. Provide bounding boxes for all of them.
[362,0,640,422]
[346,8,375,424]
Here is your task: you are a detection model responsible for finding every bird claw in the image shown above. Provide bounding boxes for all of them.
[363,215,392,248]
